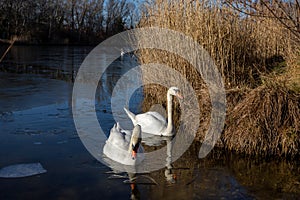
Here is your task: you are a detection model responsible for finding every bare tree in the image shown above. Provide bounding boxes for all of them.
[0,0,143,44]
[225,0,300,43]
[85,0,105,34]
[104,0,131,34]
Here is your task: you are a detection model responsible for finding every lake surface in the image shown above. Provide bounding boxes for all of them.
[0,45,299,199]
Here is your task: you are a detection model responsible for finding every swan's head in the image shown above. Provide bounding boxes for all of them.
[168,87,183,99]
[130,124,142,160]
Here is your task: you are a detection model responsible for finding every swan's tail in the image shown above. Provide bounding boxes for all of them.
[124,107,136,124]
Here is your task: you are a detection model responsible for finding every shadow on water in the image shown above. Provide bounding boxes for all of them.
[0,46,299,199]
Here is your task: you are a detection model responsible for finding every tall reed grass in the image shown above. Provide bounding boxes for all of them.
[135,0,300,157]
[137,0,296,88]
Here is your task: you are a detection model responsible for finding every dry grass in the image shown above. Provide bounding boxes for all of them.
[224,83,300,157]
[137,0,296,88]
[135,0,300,157]
[285,52,300,92]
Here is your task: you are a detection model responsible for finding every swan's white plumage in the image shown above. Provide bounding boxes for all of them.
[103,123,144,166]
[134,111,167,134]
[124,87,182,136]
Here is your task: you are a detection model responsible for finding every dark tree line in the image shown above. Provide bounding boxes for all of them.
[0,0,139,45]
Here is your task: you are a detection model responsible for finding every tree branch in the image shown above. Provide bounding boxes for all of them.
[0,37,16,63]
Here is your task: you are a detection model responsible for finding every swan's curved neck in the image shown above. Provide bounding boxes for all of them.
[166,92,173,133]
[128,139,133,152]
[129,126,141,152]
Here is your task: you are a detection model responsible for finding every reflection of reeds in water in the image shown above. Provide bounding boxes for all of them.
[228,153,300,197]
[142,142,300,199]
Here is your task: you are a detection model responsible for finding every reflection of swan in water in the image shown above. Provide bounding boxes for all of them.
[104,135,176,200]
[103,123,144,165]
[128,173,140,200]
[109,125,177,183]
[124,87,183,136]
[107,171,158,200]
[165,136,177,184]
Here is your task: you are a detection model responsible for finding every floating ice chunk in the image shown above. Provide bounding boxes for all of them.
[0,163,47,178]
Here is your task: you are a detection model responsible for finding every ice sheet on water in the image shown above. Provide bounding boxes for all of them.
[0,163,47,178]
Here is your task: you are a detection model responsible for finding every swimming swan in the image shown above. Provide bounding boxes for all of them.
[124,87,183,136]
[103,123,144,165]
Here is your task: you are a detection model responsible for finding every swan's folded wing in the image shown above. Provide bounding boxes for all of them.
[146,111,167,123]
[135,112,166,134]
[103,142,144,166]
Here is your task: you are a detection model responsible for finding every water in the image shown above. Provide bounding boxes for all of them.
[0,46,299,199]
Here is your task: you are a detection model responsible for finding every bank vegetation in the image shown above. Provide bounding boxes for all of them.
[137,0,300,158]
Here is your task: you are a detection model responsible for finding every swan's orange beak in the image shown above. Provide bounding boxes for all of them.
[132,150,137,160]
[177,93,183,99]
[130,183,136,190]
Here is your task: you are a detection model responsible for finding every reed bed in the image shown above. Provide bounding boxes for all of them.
[135,0,300,157]
[224,83,300,157]
[137,0,295,88]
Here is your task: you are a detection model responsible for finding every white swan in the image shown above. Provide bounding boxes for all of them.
[124,87,183,136]
[103,123,144,166]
